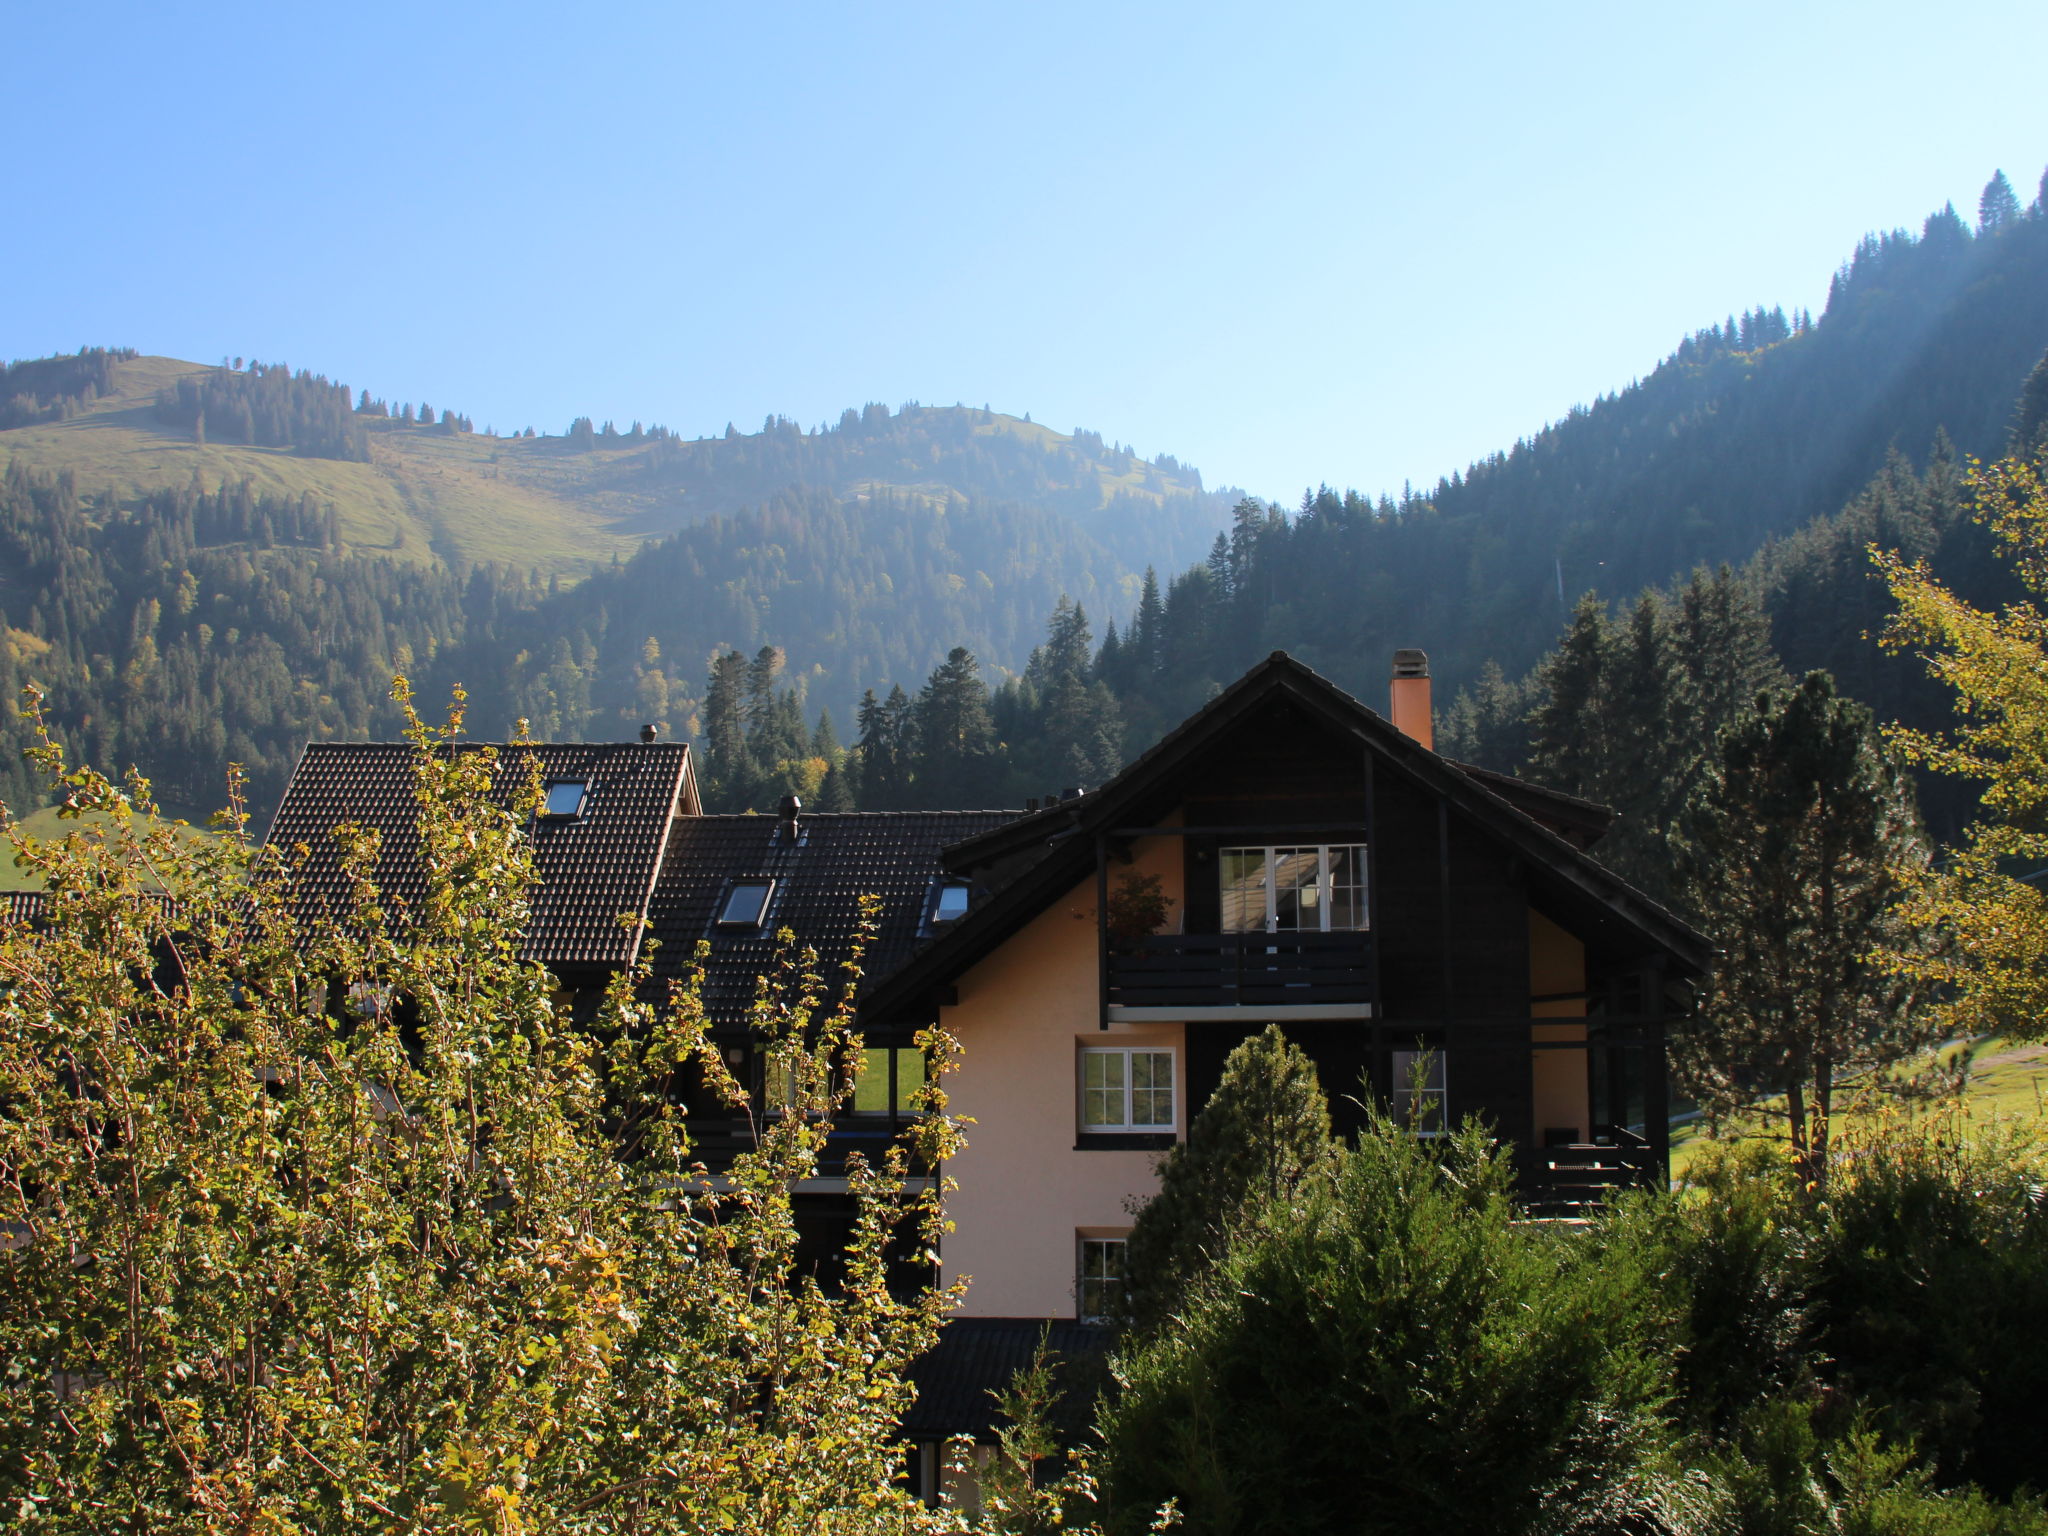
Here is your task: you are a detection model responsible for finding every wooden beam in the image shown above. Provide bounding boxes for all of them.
[1096,834,1111,1030]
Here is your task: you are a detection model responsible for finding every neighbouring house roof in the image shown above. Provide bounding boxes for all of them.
[0,891,49,926]
[863,651,1711,1023]
[902,1316,1112,1444]
[0,890,182,927]
[641,810,1020,1029]
[263,741,697,969]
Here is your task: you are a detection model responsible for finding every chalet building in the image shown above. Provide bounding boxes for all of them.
[255,649,1709,1489]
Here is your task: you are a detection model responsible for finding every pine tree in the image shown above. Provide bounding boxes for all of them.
[811,707,841,762]
[1121,1025,1338,1335]
[701,648,752,809]
[1978,169,2021,233]
[1525,594,1611,799]
[2012,344,2048,456]
[1132,566,1166,680]
[913,646,1000,808]
[1672,672,1930,1190]
[855,685,916,811]
[1437,660,1532,772]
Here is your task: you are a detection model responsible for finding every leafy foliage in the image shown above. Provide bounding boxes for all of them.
[0,685,967,1533]
[1877,448,2048,1039]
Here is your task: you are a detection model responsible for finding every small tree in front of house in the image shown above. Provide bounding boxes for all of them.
[0,682,967,1534]
[1671,670,1931,1190]
[1119,1024,1338,1335]
[1099,1105,1690,1536]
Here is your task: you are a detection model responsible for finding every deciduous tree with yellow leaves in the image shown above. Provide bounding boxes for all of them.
[1877,447,2048,1041]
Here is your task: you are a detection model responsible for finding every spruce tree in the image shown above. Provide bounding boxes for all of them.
[2011,344,2048,457]
[701,648,753,810]
[913,646,999,808]
[1121,1024,1338,1335]
[1978,169,2020,233]
[1672,672,1930,1190]
[1525,594,1611,799]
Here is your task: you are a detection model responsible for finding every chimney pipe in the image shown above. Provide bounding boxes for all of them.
[778,793,802,841]
[1390,649,1433,751]
[639,722,658,744]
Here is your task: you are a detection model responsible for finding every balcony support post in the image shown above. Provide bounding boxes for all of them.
[1096,833,1111,1030]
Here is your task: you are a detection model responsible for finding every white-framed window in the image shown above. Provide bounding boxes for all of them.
[541,779,589,818]
[1219,844,1368,933]
[717,878,776,928]
[1391,1047,1447,1136]
[849,1045,927,1117]
[1079,1046,1175,1132]
[1077,1236,1127,1323]
[921,878,971,935]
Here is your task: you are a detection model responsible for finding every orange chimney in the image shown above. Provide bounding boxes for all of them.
[1390,649,1433,750]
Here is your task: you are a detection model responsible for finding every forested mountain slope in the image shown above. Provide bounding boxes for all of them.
[1095,175,2048,732]
[0,352,1231,818]
[3,170,2045,826]
[0,351,1228,578]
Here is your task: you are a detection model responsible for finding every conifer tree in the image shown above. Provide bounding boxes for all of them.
[1121,1025,1338,1335]
[701,648,753,809]
[2011,345,2048,456]
[914,646,1000,808]
[1526,594,1611,799]
[1672,672,1930,1190]
[1978,169,2020,233]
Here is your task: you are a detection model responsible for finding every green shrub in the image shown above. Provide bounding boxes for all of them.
[1098,1112,1694,1536]
[1806,1115,2048,1497]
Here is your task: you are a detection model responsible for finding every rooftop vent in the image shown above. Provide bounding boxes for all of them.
[639,722,658,744]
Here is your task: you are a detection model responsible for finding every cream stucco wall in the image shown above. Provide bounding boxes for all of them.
[1529,908,1590,1142]
[941,830,1185,1318]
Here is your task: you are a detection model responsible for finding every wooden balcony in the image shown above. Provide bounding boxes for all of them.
[1105,931,1375,1022]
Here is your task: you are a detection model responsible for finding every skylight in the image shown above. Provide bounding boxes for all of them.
[922,878,971,934]
[541,780,589,818]
[718,879,775,928]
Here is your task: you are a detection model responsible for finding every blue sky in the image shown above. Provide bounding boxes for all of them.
[8,2,2046,501]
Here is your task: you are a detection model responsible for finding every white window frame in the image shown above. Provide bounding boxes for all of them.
[1219,843,1369,933]
[1078,1046,1177,1133]
[1391,1046,1447,1137]
[921,878,971,935]
[1077,1235,1127,1324]
[541,779,589,818]
[717,878,776,929]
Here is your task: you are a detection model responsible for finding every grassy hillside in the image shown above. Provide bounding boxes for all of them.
[0,354,1226,579]
[1669,1035,2048,1180]
[1,804,215,891]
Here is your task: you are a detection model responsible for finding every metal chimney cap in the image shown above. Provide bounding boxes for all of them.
[1392,648,1430,679]
[639,722,658,744]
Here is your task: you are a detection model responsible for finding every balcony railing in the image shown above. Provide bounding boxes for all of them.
[1106,930,1375,1016]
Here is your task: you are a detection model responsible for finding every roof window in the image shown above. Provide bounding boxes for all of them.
[923,878,971,934]
[541,779,589,818]
[718,879,776,929]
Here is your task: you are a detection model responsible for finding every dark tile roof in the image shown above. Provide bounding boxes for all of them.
[0,890,181,927]
[263,741,695,968]
[865,652,1712,1022]
[0,891,48,926]
[642,810,1020,1027]
[902,1316,1112,1442]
